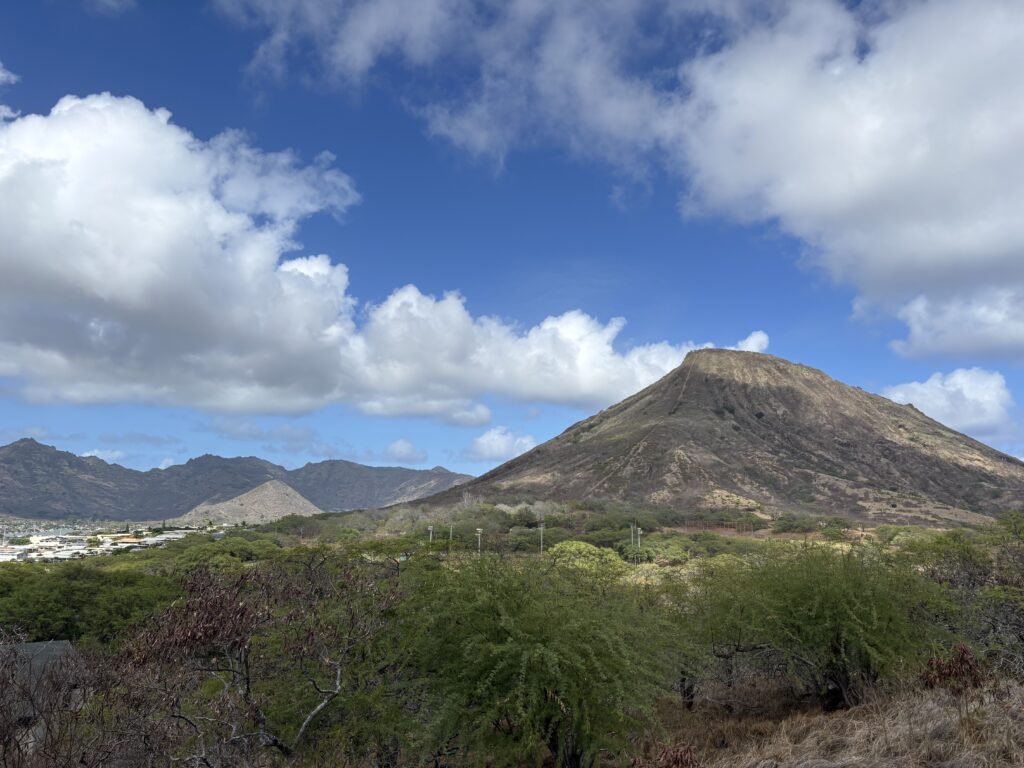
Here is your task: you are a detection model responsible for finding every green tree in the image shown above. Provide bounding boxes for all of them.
[401,555,672,767]
[677,544,947,708]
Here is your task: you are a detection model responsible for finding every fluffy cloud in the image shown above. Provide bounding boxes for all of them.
[217,0,1024,362]
[884,368,1015,440]
[464,426,536,462]
[731,330,769,353]
[0,92,764,421]
[384,438,428,464]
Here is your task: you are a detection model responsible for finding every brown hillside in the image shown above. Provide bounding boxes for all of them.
[429,350,1024,524]
[175,480,325,527]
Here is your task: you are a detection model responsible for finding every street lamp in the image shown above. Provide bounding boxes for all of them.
[476,528,483,555]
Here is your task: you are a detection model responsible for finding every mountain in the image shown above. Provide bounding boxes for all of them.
[427,350,1024,525]
[0,440,471,521]
[176,480,325,527]
[288,462,479,511]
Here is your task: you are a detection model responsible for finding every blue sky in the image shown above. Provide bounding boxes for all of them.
[1,0,1023,474]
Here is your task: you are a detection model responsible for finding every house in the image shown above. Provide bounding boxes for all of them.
[0,547,28,562]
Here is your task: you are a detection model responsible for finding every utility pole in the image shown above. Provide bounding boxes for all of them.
[476,528,483,556]
[428,525,433,543]
[636,527,643,566]
[539,510,545,553]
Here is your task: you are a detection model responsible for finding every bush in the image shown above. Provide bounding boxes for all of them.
[401,553,673,766]
[674,544,948,709]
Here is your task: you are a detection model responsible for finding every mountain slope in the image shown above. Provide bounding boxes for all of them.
[428,350,1024,524]
[0,440,471,521]
[289,462,476,512]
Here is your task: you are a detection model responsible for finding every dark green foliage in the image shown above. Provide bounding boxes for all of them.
[401,553,673,766]
[676,544,948,708]
[0,561,178,642]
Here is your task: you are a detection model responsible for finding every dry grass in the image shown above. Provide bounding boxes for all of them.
[666,684,1024,768]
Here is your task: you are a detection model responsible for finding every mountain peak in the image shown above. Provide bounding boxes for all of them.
[426,352,1024,525]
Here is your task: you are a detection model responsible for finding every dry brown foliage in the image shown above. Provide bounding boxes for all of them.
[669,683,1024,768]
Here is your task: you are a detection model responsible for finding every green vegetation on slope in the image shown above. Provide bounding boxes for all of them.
[1,509,1023,766]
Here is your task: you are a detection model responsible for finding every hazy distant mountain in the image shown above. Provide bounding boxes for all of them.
[427,349,1024,525]
[288,461,479,511]
[0,439,471,521]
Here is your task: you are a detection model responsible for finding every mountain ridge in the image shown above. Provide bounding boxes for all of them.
[0,439,471,521]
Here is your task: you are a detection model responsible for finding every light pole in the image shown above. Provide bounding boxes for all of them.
[636,527,643,565]
[476,528,483,555]
[539,510,545,553]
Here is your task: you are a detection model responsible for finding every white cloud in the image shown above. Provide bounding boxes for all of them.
[81,448,127,463]
[894,290,1024,359]
[0,61,17,86]
[158,457,176,470]
[730,330,769,353]
[884,368,1015,440]
[217,0,1024,363]
[464,426,536,462]
[0,92,765,422]
[0,92,763,421]
[384,438,428,464]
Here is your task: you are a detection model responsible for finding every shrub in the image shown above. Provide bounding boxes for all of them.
[675,544,948,709]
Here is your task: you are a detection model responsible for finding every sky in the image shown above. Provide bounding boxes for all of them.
[0,0,1022,475]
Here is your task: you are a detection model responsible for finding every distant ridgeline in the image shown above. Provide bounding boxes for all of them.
[424,350,1024,526]
[0,439,471,522]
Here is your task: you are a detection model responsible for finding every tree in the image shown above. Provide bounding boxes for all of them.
[123,550,406,766]
[401,554,672,767]
[676,544,946,710]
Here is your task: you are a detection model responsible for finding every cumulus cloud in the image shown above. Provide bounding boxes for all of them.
[0,92,764,421]
[217,0,1024,362]
[884,368,1016,440]
[384,438,428,464]
[731,330,769,353]
[464,426,536,462]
